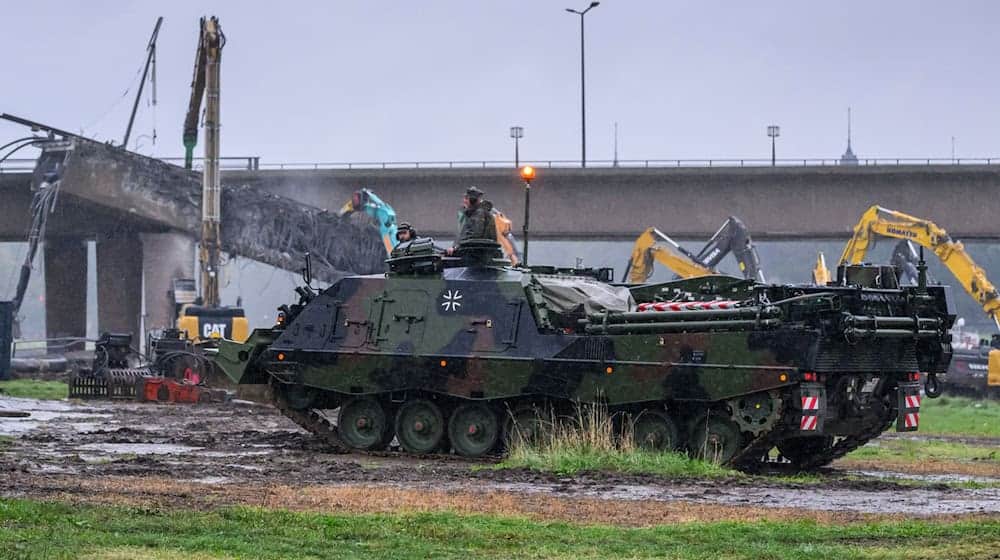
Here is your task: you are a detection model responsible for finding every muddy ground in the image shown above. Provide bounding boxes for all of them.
[1,395,999,526]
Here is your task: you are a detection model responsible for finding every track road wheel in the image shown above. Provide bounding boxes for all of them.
[337,397,389,451]
[689,416,742,464]
[449,403,500,458]
[632,410,679,451]
[777,436,835,468]
[502,405,548,450]
[395,399,445,454]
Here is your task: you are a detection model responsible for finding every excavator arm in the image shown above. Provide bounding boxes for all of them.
[624,228,716,284]
[624,218,765,285]
[693,216,765,282]
[339,188,398,255]
[183,17,223,170]
[839,205,1000,328]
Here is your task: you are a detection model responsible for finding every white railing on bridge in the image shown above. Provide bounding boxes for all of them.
[3,156,1000,173]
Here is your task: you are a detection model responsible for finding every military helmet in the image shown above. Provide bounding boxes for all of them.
[396,221,416,241]
[466,186,485,200]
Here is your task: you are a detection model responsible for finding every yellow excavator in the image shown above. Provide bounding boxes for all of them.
[814,205,1000,388]
[177,16,248,343]
[624,216,765,284]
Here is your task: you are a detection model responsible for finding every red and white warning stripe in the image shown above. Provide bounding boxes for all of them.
[904,412,919,429]
[637,300,742,312]
[801,396,820,410]
[800,415,819,431]
[904,394,921,409]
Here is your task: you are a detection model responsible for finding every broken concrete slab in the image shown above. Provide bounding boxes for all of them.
[34,139,385,281]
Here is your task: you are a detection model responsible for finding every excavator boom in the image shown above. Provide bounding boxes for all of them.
[625,218,765,284]
[832,205,1000,387]
[195,16,224,308]
[839,205,1000,329]
[339,188,398,254]
[694,216,765,282]
[625,228,715,284]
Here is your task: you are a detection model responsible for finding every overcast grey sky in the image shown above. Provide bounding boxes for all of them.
[2,1,998,164]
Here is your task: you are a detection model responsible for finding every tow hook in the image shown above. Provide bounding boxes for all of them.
[924,373,942,398]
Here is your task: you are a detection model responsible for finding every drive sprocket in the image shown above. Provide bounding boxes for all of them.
[727,390,782,435]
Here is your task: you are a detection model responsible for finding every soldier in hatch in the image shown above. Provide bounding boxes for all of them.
[395,222,417,244]
[446,186,496,255]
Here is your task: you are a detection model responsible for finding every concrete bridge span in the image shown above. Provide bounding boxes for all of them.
[226,164,1000,240]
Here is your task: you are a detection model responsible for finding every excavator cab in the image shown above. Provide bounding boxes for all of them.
[989,336,1000,388]
[172,278,249,342]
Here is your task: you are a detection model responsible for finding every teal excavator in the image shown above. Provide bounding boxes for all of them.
[339,189,398,255]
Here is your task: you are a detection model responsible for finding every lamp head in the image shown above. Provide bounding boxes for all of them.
[520,165,536,183]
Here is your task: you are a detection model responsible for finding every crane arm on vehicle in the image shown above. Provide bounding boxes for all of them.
[624,227,715,284]
[838,205,1000,330]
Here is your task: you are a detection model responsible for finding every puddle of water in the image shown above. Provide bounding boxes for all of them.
[199,450,273,458]
[185,476,232,485]
[474,480,1000,516]
[76,443,203,455]
[847,469,1000,485]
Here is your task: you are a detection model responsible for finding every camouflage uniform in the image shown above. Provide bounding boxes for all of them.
[456,203,494,242]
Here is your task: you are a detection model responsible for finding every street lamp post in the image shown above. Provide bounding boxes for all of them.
[566,2,600,168]
[519,165,536,266]
[510,126,524,168]
[767,125,780,166]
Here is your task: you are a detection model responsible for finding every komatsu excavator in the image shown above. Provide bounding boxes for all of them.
[624,216,765,284]
[815,205,1000,389]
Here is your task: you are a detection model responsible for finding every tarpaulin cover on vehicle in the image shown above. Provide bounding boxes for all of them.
[533,275,635,316]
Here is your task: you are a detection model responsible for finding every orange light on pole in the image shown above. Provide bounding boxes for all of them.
[519,165,536,184]
[519,166,537,267]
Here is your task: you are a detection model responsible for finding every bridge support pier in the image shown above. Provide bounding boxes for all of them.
[141,233,196,335]
[44,238,88,342]
[97,233,143,340]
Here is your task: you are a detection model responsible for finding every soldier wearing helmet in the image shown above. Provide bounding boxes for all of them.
[395,222,417,244]
[447,186,496,255]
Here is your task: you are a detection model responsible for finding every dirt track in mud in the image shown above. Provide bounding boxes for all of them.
[1,395,999,526]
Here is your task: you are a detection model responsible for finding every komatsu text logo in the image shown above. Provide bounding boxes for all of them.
[885,226,917,239]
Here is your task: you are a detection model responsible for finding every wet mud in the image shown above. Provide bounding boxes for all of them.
[1,395,998,519]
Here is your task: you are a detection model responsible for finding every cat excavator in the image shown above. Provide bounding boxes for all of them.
[814,205,1000,389]
[177,15,248,343]
[624,216,765,284]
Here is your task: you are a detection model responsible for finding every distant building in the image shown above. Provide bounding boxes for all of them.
[839,107,859,166]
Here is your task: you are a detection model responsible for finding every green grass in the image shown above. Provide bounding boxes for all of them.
[920,396,1000,438]
[0,499,998,559]
[0,379,68,400]
[496,404,735,478]
[847,437,998,464]
[500,446,735,478]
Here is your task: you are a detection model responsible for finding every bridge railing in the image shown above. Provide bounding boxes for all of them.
[3,156,1000,172]
[252,157,1000,170]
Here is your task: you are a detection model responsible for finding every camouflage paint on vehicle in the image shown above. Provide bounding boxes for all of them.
[217,239,954,469]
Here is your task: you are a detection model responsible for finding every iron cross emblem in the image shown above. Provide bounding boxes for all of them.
[441,289,463,312]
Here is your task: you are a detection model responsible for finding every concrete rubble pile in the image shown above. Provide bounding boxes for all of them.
[34,138,385,281]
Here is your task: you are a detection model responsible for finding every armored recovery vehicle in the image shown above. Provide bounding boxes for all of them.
[215,239,954,469]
